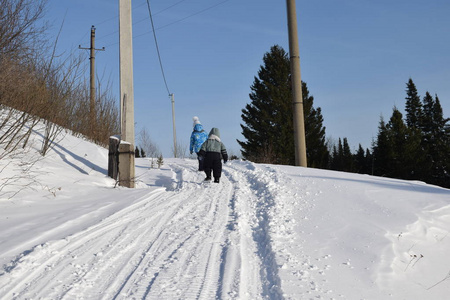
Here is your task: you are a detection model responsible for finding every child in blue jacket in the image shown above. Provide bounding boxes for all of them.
[190,116,208,171]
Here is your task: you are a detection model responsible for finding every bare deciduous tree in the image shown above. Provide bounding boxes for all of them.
[0,0,48,60]
[137,127,160,159]
[172,140,187,159]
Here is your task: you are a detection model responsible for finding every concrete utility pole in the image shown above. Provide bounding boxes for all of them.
[286,0,307,167]
[119,0,135,187]
[170,94,177,158]
[79,26,105,134]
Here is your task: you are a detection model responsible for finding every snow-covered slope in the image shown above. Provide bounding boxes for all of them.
[1,130,449,299]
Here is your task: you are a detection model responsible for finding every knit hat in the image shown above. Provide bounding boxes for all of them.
[193,116,201,127]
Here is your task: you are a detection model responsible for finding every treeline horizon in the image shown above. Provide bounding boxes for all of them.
[239,45,450,189]
[330,78,449,188]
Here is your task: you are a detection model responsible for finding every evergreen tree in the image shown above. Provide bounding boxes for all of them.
[422,92,435,140]
[422,93,450,186]
[330,144,340,171]
[238,45,328,167]
[140,147,146,158]
[135,146,140,158]
[354,144,372,174]
[157,154,164,169]
[373,81,449,187]
[374,106,432,182]
[329,138,346,171]
[334,139,344,171]
[403,79,428,180]
[405,78,423,129]
[365,148,373,175]
[239,45,290,164]
[303,82,329,168]
[385,108,409,178]
[373,117,393,176]
[341,138,353,172]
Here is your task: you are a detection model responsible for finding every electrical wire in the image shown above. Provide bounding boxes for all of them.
[156,0,230,30]
[96,0,189,44]
[146,0,171,95]
[101,0,231,48]
[154,0,189,16]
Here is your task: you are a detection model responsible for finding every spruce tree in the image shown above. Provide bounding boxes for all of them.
[329,138,345,171]
[342,138,353,172]
[135,146,140,158]
[405,78,423,129]
[385,108,409,178]
[354,144,369,174]
[140,147,146,158]
[238,45,328,167]
[374,106,431,181]
[422,92,435,141]
[403,79,428,180]
[239,45,290,164]
[330,143,340,171]
[373,117,392,176]
[422,93,450,186]
[303,82,329,168]
[365,148,373,175]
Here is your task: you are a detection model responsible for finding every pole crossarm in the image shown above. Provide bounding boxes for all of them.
[79,26,106,136]
[78,26,106,52]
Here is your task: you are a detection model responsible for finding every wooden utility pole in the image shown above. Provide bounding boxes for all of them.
[79,26,105,134]
[286,0,307,167]
[119,0,135,188]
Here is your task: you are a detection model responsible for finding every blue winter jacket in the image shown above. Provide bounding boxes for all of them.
[190,124,208,154]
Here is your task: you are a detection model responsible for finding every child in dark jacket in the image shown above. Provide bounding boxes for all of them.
[198,127,228,183]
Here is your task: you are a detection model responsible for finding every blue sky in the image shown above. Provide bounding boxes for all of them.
[45,0,450,158]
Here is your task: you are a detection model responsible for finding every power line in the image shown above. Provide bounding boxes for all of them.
[101,0,232,48]
[146,0,171,95]
[157,0,230,31]
[96,1,147,27]
[154,0,189,16]
[96,0,189,44]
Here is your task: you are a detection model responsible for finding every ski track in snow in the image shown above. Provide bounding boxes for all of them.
[0,160,297,300]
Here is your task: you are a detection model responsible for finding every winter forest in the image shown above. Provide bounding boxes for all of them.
[238,45,450,189]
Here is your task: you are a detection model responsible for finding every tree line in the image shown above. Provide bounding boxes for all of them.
[0,0,119,160]
[238,45,450,189]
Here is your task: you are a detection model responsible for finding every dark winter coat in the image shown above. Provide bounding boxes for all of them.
[199,128,228,161]
[199,128,228,179]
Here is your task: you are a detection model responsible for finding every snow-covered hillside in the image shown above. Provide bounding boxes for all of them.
[1,130,450,299]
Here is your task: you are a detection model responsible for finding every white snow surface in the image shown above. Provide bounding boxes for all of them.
[1,129,450,300]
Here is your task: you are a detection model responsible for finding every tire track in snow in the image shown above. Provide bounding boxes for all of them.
[224,162,285,300]
[0,159,290,299]
[0,188,171,299]
[139,165,233,300]
[0,161,234,299]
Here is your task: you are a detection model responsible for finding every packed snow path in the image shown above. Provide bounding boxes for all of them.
[0,160,290,299]
[2,156,450,299]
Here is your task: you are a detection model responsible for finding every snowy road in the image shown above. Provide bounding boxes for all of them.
[2,154,450,300]
[0,160,287,299]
